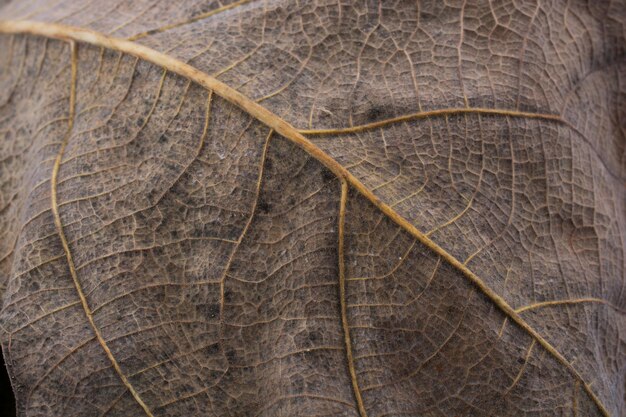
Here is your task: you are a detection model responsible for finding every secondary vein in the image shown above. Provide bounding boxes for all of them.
[127,0,257,41]
[49,41,154,417]
[0,19,611,417]
[338,180,368,417]
[297,107,564,135]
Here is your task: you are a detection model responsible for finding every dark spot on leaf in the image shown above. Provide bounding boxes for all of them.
[307,331,320,343]
[202,343,220,356]
[447,306,459,315]
[367,106,383,122]
[204,304,220,319]
[192,227,205,238]
[257,198,271,213]
[226,349,237,361]
[292,374,305,392]
[420,11,435,21]
[320,168,335,183]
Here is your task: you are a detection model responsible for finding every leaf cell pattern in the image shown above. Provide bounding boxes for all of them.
[0,1,624,417]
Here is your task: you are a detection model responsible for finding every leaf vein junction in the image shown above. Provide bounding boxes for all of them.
[0,19,612,417]
[49,40,154,417]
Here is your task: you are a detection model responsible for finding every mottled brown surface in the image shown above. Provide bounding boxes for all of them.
[0,1,624,416]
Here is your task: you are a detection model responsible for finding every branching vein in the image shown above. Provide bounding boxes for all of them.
[0,19,614,417]
[338,180,368,417]
[516,298,625,315]
[297,107,564,135]
[127,0,257,41]
[49,41,153,417]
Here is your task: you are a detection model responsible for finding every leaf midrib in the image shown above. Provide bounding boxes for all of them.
[0,19,610,417]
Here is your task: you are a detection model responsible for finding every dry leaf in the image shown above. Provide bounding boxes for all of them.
[0,1,624,416]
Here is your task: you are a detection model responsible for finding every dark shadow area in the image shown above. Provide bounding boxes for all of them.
[0,348,16,417]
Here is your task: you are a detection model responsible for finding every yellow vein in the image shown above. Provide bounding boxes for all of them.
[108,0,158,36]
[505,339,535,394]
[297,107,565,135]
[0,20,609,416]
[516,297,625,314]
[127,0,256,41]
[198,89,213,153]
[426,117,485,237]
[26,336,96,403]
[49,41,153,417]
[218,128,273,362]
[140,67,167,130]
[11,301,81,334]
[212,2,267,79]
[338,180,368,417]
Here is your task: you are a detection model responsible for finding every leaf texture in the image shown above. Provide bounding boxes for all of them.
[0,1,624,416]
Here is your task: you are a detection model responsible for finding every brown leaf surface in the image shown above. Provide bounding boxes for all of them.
[0,1,624,416]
